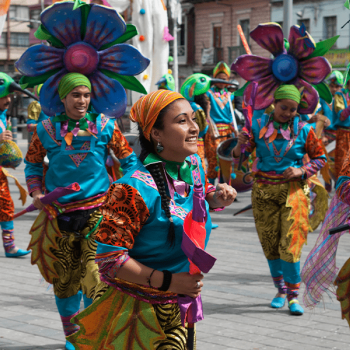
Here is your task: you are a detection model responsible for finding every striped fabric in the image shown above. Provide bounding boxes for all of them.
[129,90,183,141]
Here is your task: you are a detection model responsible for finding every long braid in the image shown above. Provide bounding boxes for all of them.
[137,101,178,246]
[148,163,176,246]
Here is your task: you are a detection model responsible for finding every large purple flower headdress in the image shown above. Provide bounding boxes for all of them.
[232,23,336,114]
[15,1,150,118]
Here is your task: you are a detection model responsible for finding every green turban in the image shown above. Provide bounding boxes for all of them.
[274,85,301,104]
[58,73,91,100]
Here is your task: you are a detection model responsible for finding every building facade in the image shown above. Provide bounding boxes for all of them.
[271,0,350,70]
[176,0,271,85]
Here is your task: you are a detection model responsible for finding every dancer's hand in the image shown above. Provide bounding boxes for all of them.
[0,130,12,142]
[32,190,45,210]
[237,132,249,145]
[211,183,237,207]
[283,167,303,179]
[169,273,204,298]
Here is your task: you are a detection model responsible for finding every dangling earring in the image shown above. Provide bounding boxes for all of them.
[156,142,164,153]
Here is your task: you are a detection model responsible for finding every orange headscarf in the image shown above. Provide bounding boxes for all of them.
[130,90,184,141]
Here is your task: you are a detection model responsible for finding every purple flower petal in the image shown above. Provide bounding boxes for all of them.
[15,44,64,77]
[41,2,82,48]
[89,71,127,118]
[299,57,332,85]
[265,121,275,138]
[84,4,126,50]
[244,75,279,110]
[40,68,68,116]
[231,55,272,81]
[250,23,285,57]
[280,127,291,140]
[288,25,315,60]
[99,44,150,76]
[294,78,319,114]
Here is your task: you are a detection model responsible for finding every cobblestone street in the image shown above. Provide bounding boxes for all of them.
[0,136,349,350]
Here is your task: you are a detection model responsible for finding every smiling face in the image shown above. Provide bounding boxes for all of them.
[273,99,299,123]
[150,99,199,162]
[0,94,11,112]
[61,85,91,120]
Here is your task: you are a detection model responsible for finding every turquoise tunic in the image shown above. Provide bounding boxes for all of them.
[206,87,234,124]
[97,154,212,274]
[251,114,326,174]
[333,91,349,128]
[24,115,137,204]
[0,109,7,133]
[316,98,335,131]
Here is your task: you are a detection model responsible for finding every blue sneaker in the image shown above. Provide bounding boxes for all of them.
[271,295,286,308]
[5,249,31,258]
[288,300,304,315]
[212,224,219,229]
[65,340,75,350]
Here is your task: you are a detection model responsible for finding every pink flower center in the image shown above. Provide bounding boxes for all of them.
[64,42,99,76]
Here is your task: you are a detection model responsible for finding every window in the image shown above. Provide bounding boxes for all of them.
[0,35,7,47]
[30,9,41,29]
[9,5,29,19]
[324,16,337,39]
[213,26,222,48]
[297,19,310,33]
[239,19,250,47]
[10,33,29,47]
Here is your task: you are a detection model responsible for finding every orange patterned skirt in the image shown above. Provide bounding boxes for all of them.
[0,168,14,222]
[335,128,350,179]
[204,124,234,179]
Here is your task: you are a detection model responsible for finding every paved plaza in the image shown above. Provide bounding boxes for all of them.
[0,135,350,349]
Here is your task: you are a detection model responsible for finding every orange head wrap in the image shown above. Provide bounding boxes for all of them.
[129,90,184,141]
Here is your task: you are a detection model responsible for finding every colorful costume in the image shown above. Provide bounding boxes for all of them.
[333,90,350,179]
[206,62,235,181]
[0,73,33,258]
[68,90,222,349]
[16,2,149,349]
[232,22,332,313]
[302,150,350,326]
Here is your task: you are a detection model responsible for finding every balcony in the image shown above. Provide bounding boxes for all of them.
[201,47,224,66]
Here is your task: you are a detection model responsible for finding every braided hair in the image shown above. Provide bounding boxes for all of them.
[138,101,180,246]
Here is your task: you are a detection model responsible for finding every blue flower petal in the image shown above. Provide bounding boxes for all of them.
[41,2,82,48]
[40,68,68,116]
[89,71,127,118]
[99,44,150,76]
[15,44,64,77]
[84,4,126,50]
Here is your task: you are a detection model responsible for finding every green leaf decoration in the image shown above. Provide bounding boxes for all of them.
[344,63,350,86]
[78,1,91,39]
[100,69,147,94]
[68,287,166,349]
[345,0,350,10]
[34,24,65,48]
[100,24,138,51]
[19,69,61,89]
[305,35,340,60]
[234,81,250,97]
[313,82,333,104]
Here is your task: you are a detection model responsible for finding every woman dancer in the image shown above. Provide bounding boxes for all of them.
[68,90,236,349]
[233,85,326,315]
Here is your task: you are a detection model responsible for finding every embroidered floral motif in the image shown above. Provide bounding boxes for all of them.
[101,114,109,131]
[42,119,93,168]
[169,199,188,220]
[208,90,230,110]
[189,155,201,185]
[131,170,157,190]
